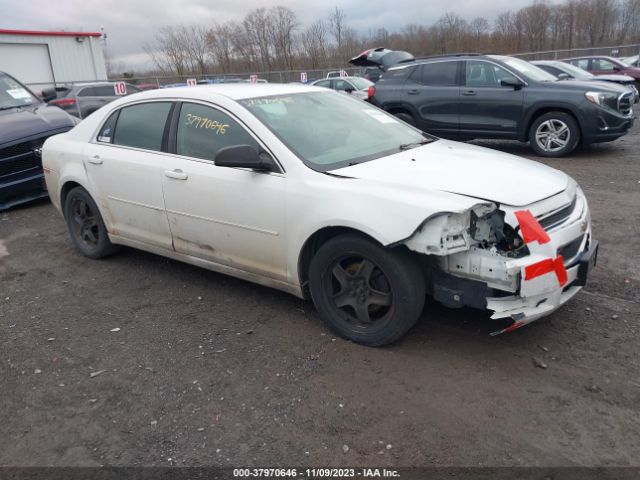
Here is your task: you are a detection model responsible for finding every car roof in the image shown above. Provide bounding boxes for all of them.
[563,55,619,61]
[122,83,322,102]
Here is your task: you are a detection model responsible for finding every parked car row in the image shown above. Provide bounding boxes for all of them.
[350,49,635,157]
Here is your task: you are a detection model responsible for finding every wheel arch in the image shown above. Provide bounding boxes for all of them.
[521,105,584,143]
[297,226,384,299]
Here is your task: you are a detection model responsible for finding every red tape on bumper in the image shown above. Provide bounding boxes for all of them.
[524,255,567,287]
[515,210,550,245]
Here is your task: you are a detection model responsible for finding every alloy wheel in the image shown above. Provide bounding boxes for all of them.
[535,119,570,152]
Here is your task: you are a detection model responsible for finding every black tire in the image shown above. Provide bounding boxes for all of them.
[393,111,416,127]
[63,187,118,259]
[308,234,426,346]
[529,111,580,157]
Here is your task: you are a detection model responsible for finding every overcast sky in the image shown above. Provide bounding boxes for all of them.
[1,0,545,70]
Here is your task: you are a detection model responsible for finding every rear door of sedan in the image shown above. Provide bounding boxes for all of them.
[84,101,176,249]
[160,101,288,281]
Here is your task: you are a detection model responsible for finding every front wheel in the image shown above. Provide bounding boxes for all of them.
[393,111,416,127]
[63,186,119,259]
[529,112,580,157]
[308,234,426,346]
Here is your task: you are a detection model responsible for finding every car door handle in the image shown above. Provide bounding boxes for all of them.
[165,169,188,180]
[463,90,477,96]
[87,155,103,165]
[407,89,419,95]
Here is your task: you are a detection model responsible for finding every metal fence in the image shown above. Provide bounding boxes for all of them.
[511,43,640,61]
[108,67,363,88]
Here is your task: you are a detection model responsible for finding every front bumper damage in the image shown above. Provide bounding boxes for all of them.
[403,186,596,334]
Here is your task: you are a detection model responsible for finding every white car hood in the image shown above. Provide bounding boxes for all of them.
[332,139,569,207]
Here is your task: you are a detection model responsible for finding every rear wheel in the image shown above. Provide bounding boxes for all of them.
[309,234,425,346]
[393,111,416,126]
[529,111,579,157]
[63,187,118,259]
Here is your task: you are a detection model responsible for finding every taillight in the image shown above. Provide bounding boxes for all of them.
[50,98,76,107]
[367,85,375,99]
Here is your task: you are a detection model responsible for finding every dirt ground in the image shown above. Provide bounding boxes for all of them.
[1,129,639,468]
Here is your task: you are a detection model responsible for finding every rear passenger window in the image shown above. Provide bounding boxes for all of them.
[78,87,96,97]
[314,80,331,88]
[95,85,118,96]
[112,102,172,151]
[176,103,260,161]
[414,62,458,86]
[383,66,415,81]
[97,112,118,143]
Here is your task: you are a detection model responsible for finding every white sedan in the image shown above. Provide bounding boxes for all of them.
[42,84,598,346]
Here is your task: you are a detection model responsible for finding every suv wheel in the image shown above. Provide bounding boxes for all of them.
[308,234,425,346]
[529,112,579,157]
[393,111,416,127]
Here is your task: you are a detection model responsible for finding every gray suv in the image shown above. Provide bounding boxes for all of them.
[46,82,141,119]
[352,50,635,157]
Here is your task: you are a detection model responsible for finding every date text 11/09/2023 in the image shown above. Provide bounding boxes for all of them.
[232,468,401,478]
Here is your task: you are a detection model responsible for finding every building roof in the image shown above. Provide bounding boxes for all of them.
[0,29,101,38]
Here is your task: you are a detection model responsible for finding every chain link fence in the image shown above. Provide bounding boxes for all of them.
[511,43,640,61]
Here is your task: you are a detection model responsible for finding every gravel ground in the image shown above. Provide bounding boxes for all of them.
[1,129,639,467]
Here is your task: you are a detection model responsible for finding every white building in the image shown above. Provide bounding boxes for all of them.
[0,29,107,92]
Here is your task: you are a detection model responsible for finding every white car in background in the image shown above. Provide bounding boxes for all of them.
[311,77,374,101]
[42,84,598,346]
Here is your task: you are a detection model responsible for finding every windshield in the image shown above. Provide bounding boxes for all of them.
[240,91,433,171]
[350,77,374,90]
[494,56,558,82]
[0,73,39,110]
[553,62,594,80]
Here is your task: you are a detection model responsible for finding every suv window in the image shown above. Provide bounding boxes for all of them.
[78,87,96,97]
[112,102,172,151]
[413,61,458,86]
[95,85,119,96]
[384,66,415,81]
[176,103,260,161]
[593,58,616,71]
[465,60,513,87]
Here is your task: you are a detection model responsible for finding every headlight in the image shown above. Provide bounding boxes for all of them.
[585,91,619,110]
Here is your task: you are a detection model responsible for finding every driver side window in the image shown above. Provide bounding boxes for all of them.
[176,103,260,161]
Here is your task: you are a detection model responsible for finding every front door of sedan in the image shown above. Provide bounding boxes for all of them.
[84,101,175,250]
[458,60,524,138]
[402,61,460,138]
[161,102,287,281]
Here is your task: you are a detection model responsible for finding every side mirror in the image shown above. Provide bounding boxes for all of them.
[557,73,571,80]
[613,66,621,72]
[214,145,275,172]
[41,87,57,102]
[344,87,355,93]
[500,77,524,89]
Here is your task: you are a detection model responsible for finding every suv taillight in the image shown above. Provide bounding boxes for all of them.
[50,98,77,107]
[367,85,375,99]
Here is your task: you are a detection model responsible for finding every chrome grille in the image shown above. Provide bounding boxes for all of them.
[0,138,47,180]
[618,92,633,116]
[537,196,577,230]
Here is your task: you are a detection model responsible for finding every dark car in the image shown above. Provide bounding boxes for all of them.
[362,67,382,82]
[48,82,141,119]
[562,56,640,86]
[532,60,639,103]
[352,50,635,157]
[0,71,77,210]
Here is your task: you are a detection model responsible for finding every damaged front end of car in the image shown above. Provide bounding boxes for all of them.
[400,191,598,334]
